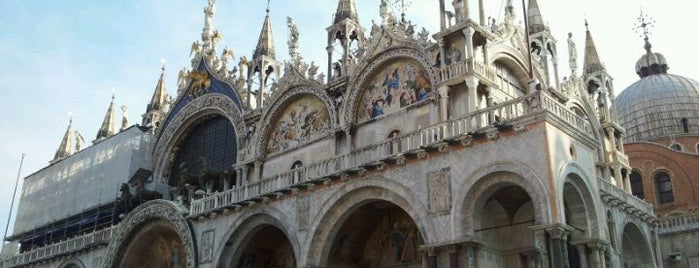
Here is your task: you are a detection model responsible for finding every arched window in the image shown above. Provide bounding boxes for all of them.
[291,161,304,184]
[681,118,689,133]
[630,171,644,199]
[388,130,402,155]
[655,172,674,204]
[670,143,682,151]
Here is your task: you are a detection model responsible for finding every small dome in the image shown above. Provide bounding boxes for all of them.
[635,52,669,78]
[616,74,699,142]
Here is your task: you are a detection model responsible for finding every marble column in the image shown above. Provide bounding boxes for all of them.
[438,86,450,122]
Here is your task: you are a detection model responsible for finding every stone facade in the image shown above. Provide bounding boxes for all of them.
[1,1,669,268]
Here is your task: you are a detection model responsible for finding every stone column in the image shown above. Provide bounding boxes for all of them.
[587,243,602,268]
[438,86,450,121]
[465,77,479,127]
[465,242,477,268]
[573,243,589,268]
[326,45,334,84]
[241,164,249,185]
[253,160,263,182]
[463,28,474,59]
[448,245,459,268]
[423,248,437,268]
[546,226,569,268]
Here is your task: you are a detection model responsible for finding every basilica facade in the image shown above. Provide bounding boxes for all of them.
[2,0,684,267]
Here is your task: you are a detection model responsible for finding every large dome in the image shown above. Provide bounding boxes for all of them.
[616,73,699,142]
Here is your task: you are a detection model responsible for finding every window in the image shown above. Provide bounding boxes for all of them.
[630,171,644,199]
[170,116,237,188]
[681,118,689,133]
[388,130,402,155]
[670,143,682,151]
[655,172,674,204]
[291,161,304,184]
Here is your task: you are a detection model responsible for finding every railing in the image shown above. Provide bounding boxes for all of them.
[436,59,497,84]
[0,226,116,267]
[597,177,654,216]
[191,91,594,216]
[658,212,699,234]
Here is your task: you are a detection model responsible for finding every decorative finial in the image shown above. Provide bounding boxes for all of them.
[634,8,655,53]
[160,58,166,72]
[68,111,74,124]
[266,0,271,14]
[391,0,412,23]
[584,19,589,31]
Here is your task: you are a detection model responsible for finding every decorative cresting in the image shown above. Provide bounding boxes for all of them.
[153,93,245,183]
[343,47,438,125]
[256,86,336,157]
[103,200,196,268]
[162,60,245,133]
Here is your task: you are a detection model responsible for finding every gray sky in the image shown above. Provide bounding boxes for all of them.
[0,0,695,238]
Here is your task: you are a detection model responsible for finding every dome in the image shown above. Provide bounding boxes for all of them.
[616,74,699,142]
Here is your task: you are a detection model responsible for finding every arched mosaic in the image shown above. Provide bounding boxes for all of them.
[267,96,330,154]
[357,59,433,121]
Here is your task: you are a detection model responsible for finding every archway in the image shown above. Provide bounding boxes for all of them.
[563,182,590,268]
[116,220,186,268]
[234,225,296,268]
[620,223,654,268]
[327,200,423,267]
[474,185,535,267]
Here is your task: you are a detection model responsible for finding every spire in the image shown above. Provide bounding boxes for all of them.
[253,2,276,60]
[583,20,605,76]
[147,66,167,114]
[52,116,74,163]
[334,0,358,24]
[95,93,117,143]
[527,0,545,33]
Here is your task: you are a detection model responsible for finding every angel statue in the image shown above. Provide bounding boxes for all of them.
[221,46,234,70]
[212,30,223,49]
[190,40,201,56]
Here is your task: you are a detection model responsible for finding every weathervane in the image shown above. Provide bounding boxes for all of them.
[633,8,655,51]
[392,0,412,22]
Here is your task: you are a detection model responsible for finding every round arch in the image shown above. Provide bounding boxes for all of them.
[103,200,196,268]
[58,259,85,268]
[342,47,438,126]
[304,177,435,267]
[453,162,551,237]
[558,162,602,238]
[255,87,337,157]
[215,208,301,268]
[620,222,654,267]
[153,93,245,184]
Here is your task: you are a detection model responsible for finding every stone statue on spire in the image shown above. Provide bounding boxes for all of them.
[202,0,216,51]
[567,32,578,75]
[287,17,300,61]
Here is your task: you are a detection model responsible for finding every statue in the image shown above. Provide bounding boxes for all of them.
[287,17,300,60]
[307,61,319,78]
[120,105,129,130]
[204,0,216,29]
[567,32,578,75]
[133,178,163,203]
[380,0,394,25]
[221,46,234,70]
[212,30,223,49]
[190,40,201,56]
[238,56,249,77]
